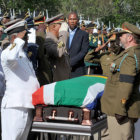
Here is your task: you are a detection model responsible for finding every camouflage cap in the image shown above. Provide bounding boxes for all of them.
[45,14,64,25]
[118,22,140,36]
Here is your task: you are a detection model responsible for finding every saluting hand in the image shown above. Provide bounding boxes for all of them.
[17,30,27,39]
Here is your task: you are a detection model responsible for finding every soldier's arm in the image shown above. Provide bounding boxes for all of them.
[115,54,136,115]
[84,49,109,63]
[57,22,69,57]
[1,31,26,64]
[84,50,99,63]
[44,23,69,58]
[44,38,59,58]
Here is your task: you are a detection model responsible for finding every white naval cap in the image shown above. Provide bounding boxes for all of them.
[4,19,28,35]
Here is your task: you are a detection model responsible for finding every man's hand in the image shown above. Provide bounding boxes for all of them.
[17,30,27,39]
[95,40,109,52]
[115,114,129,125]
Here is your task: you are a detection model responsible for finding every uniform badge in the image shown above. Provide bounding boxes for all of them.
[110,62,116,73]
[121,98,126,104]
[9,43,16,50]
[57,41,64,48]
[28,51,32,58]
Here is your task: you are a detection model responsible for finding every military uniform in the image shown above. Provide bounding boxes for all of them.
[101,22,140,140]
[84,33,101,72]
[100,52,116,77]
[1,19,40,140]
[101,46,140,117]
[85,24,103,74]
[44,31,70,82]
[30,13,53,86]
[44,14,71,82]
[85,50,116,77]
[36,31,53,86]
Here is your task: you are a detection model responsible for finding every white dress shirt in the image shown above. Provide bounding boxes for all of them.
[68,28,77,48]
[1,38,40,108]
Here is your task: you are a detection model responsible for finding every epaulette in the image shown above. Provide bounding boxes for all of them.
[9,43,16,50]
[57,41,64,48]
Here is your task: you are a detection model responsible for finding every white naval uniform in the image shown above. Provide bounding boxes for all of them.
[1,38,40,140]
[0,48,5,106]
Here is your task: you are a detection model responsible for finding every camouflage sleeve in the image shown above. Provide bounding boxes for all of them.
[115,53,136,115]
[84,50,101,63]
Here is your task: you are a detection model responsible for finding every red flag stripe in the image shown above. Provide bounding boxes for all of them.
[32,86,45,105]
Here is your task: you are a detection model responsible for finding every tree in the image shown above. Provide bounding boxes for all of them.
[0,0,61,17]
[0,0,140,27]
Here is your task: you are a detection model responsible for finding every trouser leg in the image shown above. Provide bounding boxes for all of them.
[107,116,134,140]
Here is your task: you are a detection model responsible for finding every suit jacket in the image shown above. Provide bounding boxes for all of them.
[1,38,40,108]
[66,27,89,78]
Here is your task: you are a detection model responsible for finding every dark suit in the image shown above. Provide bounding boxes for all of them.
[66,27,89,78]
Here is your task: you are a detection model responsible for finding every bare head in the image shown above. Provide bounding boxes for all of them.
[68,12,79,30]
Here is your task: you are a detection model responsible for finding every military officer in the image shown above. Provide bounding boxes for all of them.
[1,19,40,140]
[85,24,106,74]
[84,32,123,77]
[101,22,140,140]
[34,13,53,86]
[85,23,97,74]
[44,14,71,82]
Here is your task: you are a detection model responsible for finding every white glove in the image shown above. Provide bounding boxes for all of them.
[59,22,68,32]
[98,40,101,45]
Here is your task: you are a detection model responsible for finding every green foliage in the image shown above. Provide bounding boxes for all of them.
[0,0,61,16]
[59,0,140,26]
[0,0,140,26]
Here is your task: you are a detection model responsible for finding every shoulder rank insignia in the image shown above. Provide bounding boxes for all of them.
[9,43,16,50]
[121,98,126,104]
[57,41,64,48]
[27,51,32,58]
